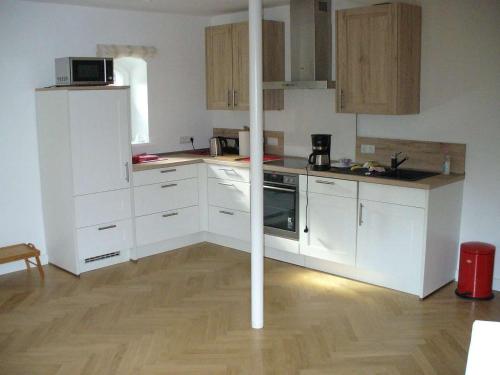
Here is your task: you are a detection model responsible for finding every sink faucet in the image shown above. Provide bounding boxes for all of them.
[391,152,409,170]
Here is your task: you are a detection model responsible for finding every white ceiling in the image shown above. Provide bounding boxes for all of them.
[25,0,291,16]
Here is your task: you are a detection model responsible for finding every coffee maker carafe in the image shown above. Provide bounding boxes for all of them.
[308,134,332,171]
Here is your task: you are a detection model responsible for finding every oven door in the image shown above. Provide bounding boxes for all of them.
[263,183,298,240]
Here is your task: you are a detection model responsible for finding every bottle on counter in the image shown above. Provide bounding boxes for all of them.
[442,155,451,175]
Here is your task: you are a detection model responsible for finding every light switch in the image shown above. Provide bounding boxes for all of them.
[360,144,375,154]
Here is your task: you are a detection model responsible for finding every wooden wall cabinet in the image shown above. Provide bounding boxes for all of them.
[336,3,422,114]
[205,20,285,111]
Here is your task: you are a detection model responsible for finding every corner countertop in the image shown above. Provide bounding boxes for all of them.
[132,153,465,190]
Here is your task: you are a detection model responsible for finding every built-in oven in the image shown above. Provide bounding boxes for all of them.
[263,171,299,240]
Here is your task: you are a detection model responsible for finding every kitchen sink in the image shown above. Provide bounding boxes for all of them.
[378,169,440,181]
[330,167,439,181]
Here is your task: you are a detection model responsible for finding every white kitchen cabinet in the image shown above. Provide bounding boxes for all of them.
[356,199,425,295]
[208,206,250,242]
[208,178,251,213]
[135,206,200,247]
[36,87,132,275]
[133,164,198,187]
[74,189,132,228]
[134,178,199,216]
[299,176,357,265]
[69,90,131,195]
[207,164,250,182]
[132,165,201,258]
[76,219,133,261]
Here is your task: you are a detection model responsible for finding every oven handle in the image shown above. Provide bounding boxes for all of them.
[264,185,296,193]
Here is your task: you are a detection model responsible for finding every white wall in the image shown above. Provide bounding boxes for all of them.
[211,0,500,288]
[0,0,209,274]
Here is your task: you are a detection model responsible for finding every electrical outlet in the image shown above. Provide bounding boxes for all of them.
[266,137,279,146]
[180,136,192,144]
[361,144,375,154]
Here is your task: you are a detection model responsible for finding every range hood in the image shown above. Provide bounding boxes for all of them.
[263,0,335,90]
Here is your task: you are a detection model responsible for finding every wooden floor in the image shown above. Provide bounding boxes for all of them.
[0,243,499,375]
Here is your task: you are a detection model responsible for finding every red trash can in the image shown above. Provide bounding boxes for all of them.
[455,242,496,300]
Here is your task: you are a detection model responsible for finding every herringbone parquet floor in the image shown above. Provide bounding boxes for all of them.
[0,242,499,375]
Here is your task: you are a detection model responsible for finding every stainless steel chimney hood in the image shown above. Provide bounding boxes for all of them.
[263,0,335,90]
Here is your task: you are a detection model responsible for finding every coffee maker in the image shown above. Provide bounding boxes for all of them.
[308,134,332,171]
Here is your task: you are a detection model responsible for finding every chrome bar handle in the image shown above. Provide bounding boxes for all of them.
[233,90,237,107]
[219,210,234,216]
[218,182,235,187]
[162,212,179,218]
[161,183,177,188]
[98,224,117,231]
[160,169,176,174]
[125,162,130,183]
[228,89,232,107]
[316,180,335,185]
[359,203,364,226]
[340,89,344,110]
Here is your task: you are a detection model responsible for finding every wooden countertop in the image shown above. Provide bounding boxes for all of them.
[35,85,130,92]
[132,153,465,190]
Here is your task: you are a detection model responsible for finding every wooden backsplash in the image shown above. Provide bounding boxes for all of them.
[356,137,466,174]
[213,128,284,156]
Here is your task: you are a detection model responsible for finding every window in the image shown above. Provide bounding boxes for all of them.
[114,57,149,144]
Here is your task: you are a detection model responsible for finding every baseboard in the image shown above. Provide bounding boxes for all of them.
[0,254,49,276]
[135,232,205,259]
[204,232,250,253]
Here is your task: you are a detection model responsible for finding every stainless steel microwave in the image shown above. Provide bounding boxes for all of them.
[55,57,114,86]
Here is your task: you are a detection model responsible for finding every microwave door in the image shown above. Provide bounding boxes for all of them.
[72,59,105,84]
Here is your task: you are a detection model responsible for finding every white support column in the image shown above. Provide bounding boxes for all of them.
[249,0,264,330]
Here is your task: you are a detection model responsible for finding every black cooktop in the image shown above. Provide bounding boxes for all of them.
[265,158,439,182]
[265,157,309,170]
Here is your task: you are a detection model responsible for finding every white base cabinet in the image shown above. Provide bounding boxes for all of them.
[296,178,463,298]
[299,176,357,266]
[133,164,200,256]
[356,199,425,295]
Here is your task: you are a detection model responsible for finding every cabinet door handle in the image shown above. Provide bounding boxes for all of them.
[161,183,177,188]
[219,168,235,172]
[316,180,335,185]
[219,210,234,216]
[160,169,176,173]
[98,224,117,231]
[233,90,238,107]
[227,89,232,107]
[359,203,364,226]
[340,89,344,110]
[162,212,178,218]
[125,162,130,183]
[218,182,235,187]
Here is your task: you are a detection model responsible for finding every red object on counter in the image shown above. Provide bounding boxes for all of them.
[132,153,159,164]
[239,155,282,162]
[456,242,496,300]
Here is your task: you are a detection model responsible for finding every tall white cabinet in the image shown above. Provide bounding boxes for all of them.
[36,87,132,275]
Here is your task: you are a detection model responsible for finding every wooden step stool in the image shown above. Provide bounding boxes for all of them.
[0,243,44,279]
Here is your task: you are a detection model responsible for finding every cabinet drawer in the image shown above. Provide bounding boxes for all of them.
[208,178,250,212]
[359,182,427,208]
[76,219,132,261]
[133,164,198,186]
[134,178,198,216]
[135,206,200,247]
[209,206,250,242]
[207,164,250,182]
[300,175,357,198]
[75,189,131,228]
